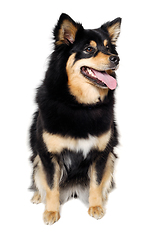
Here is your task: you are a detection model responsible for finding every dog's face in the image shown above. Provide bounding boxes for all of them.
[54,14,121,104]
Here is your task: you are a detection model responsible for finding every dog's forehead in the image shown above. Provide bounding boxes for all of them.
[83,28,109,46]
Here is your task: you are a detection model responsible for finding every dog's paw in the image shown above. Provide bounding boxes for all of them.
[31,192,41,204]
[43,210,60,225]
[88,206,104,220]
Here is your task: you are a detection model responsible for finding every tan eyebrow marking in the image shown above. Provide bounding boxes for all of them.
[103,39,108,46]
[90,40,97,48]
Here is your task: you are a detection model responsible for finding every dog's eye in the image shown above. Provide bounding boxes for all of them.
[84,47,94,53]
[106,45,111,53]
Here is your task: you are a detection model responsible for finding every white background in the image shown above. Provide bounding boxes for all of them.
[0,0,160,239]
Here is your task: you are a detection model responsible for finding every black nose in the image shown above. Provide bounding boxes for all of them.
[109,55,120,65]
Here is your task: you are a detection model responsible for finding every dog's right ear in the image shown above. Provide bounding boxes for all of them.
[101,18,122,45]
[54,13,82,45]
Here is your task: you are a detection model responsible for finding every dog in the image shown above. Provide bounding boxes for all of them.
[29,13,121,225]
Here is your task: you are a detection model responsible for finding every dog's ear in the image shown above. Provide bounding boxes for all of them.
[101,18,122,44]
[54,13,82,45]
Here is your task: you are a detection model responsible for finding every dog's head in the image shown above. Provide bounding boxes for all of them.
[54,13,121,104]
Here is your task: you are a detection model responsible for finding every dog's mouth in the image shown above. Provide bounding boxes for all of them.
[81,66,117,90]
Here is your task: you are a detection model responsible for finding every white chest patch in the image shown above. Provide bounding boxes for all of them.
[71,135,97,158]
[43,129,111,158]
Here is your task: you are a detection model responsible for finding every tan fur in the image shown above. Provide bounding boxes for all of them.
[101,152,115,197]
[90,40,97,48]
[107,22,121,44]
[32,139,114,222]
[106,69,113,75]
[33,155,61,224]
[66,53,109,104]
[42,129,112,155]
[56,20,78,45]
[31,191,41,204]
[90,52,110,67]
[88,153,115,219]
[88,206,104,220]
[45,159,60,212]
[103,39,108,46]
[89,163,103,207]
[43,210,60,225]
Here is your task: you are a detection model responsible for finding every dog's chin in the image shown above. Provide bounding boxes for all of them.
[81,66,108,89]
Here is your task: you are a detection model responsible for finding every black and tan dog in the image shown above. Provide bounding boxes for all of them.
[29,13,121,224]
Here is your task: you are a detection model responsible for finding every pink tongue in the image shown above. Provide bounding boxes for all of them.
[92,69,117,90]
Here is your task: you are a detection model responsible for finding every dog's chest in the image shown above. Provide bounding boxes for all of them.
[43,130,111,158]
[65,135,98,158]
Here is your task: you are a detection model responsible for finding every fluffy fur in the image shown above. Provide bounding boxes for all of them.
[29,13,121,224]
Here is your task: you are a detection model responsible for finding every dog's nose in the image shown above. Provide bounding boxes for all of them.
[109,55,120,65]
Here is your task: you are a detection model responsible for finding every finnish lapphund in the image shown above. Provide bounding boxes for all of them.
[29,13,121,224]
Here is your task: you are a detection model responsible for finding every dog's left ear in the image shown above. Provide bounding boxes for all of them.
[54,13,82,45]
[101,18,122,44]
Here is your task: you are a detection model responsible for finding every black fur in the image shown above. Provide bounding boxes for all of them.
[29,13,121,203]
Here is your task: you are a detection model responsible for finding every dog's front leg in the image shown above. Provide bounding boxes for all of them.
[88,152,115,219]
[88,161,104,220]
[43,158,61,225]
